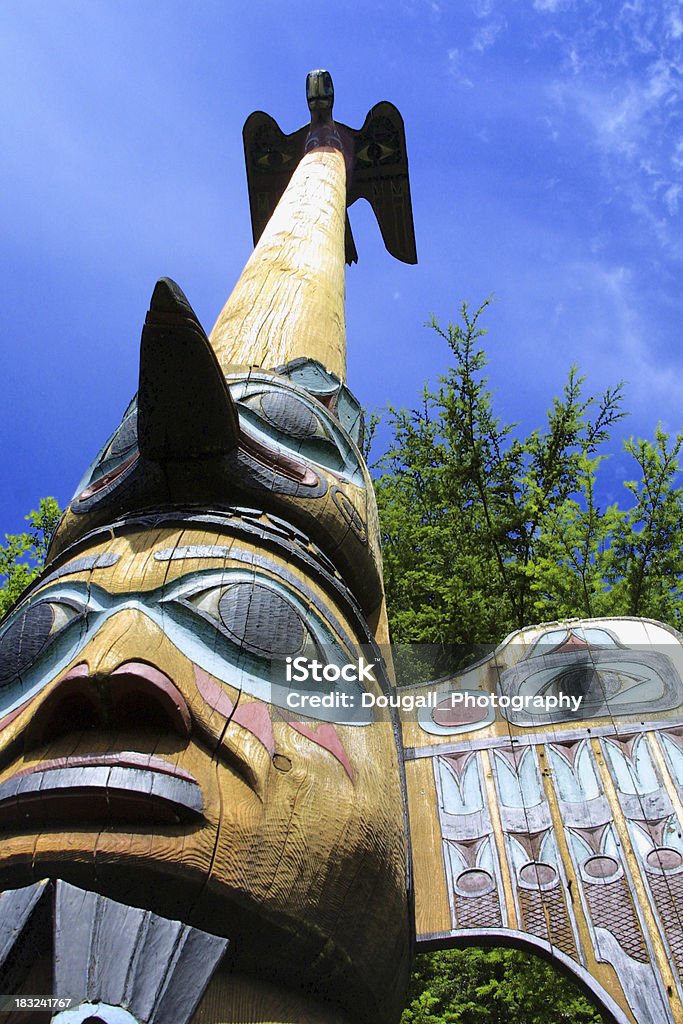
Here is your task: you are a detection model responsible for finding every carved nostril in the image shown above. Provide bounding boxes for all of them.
[25,667,102,749]
[110,661,191,736]
[47,693,102,736]
[25,661,191,751]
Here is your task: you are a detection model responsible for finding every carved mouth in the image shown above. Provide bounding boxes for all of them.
[0,752,203,829]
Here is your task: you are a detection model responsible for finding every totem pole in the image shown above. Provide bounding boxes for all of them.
[0,70,416,1024]
[1,69,682,1024]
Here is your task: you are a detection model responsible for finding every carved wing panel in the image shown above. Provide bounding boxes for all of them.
[401,616,683,1024]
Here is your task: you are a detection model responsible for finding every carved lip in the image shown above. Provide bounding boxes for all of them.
[0,753,203,829]
[12,751,195,781]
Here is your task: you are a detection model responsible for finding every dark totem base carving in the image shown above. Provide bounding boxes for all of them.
[0,881,228,1024]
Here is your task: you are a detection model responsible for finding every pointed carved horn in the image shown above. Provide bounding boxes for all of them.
[138,278,239,461]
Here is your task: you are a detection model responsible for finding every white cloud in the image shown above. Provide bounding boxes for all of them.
[533,0,570,11]
[472,18,505,52]
[561,260,681,415]
[446,48,474,87]
[471,0,496,17]
[542,3,683,252]
[663,184,681,215]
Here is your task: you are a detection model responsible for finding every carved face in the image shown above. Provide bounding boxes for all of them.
[0,521,409,1013]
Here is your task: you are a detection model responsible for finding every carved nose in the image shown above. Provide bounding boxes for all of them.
[25,661,191,750]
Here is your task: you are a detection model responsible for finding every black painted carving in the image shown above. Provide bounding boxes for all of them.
[218,582,306,657]
[52,881,228,1024]
[107,407,137,459]
[0,602,56,684]
[243,71,416,266]
[0,881,52,1004]
[256,391,319,438]
[137,278,239,462]
[332,487,368,544]
[0,880,228,1024]
[54,510,381,666]
[0,880,49,967]
[271,358,365,446]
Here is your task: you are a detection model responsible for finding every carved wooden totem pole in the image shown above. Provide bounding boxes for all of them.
[0,70,415,1024]
[0,69,682,1024]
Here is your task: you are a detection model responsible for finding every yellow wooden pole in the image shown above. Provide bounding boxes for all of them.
[209,145,347,381]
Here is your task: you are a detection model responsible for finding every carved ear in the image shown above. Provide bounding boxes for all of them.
[138,278,239,461]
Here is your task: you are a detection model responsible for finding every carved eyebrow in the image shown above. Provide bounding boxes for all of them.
[155,546,231,561]
[35,553,120,589]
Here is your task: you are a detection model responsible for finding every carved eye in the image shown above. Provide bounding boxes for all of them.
[238,391,349,472]
[187,581,314,660]
[356,140,396,165]
[0,599,83,686]
[73,403,139,505]
[241,392,322,439]
[256,149,292,169]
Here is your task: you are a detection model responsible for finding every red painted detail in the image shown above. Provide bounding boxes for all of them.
[573,824,610,855]
[239,431,319,486]
[233,701,275,756]
[441,752,476,785]
[519,861,558,887]
[552,632,592,655]
[0,696,33,732]
[25,661,191,747]
[193,668,275,755]
[495,746,529,772]
[456,868,494,896]
[286,720,353,781]
[77,452,138,501]
[647,847,683,871]
[59,662,90,680]
[194,666,235,719]
[433,698,489,728]
[583,854,620,879]
[549,739,584,767]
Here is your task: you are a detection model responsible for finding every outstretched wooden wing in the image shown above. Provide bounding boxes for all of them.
[342,101,417,265]
[399,616,683,1024]
[242,102,416,266]
[242,112,306,248]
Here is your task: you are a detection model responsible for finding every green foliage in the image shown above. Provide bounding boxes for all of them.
[0,497,61,618]
[374,299,683,647]
[401,948,605,1024]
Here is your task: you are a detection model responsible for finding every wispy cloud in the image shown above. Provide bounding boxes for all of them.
[562,260,682,423]
[446,47,474,87]
[472,18,505,53]
[533,0,571,12]
[541,2,683,253]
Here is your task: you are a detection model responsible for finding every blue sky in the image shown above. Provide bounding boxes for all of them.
[1,0,681,533]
